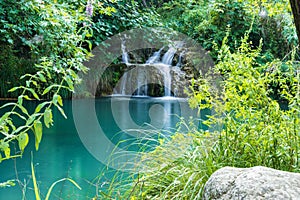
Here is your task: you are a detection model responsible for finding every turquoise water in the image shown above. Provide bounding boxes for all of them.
[0,97,199,199]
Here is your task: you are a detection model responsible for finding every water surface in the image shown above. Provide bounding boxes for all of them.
[0,97,199,199]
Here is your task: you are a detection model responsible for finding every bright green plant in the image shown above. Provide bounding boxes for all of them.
[207,34,299,169]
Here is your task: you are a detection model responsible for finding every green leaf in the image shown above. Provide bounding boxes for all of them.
[4,147,10,158]
[26,115,36,126]
[31,161,41,200]
[45,178,81,200]
[7,39,13,44]
[32,80,38,87]
[35,102,49,113]
[18,95,23,106]
[27,88,40,100]
[86,40,92,50]
[18,133,29,152]
[14,125,29,134]
[0,113,10,124]
[42,85,54,95]
[37,72,46,82]
[17,104,29,116]
[44,108,53,128]
[0,180,15,188]
[56,105,67,119]
[24,95,32,100]
[53,94,63,106]
[26,81,30,87]
[0,102,28,116]
[20,74,33,80]
[68,69,78,79]
[8,87,19,93]
[33,121,43,151]
[64,76,74,91]
[7,119,16,131]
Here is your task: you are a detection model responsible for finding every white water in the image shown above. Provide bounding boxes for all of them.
[136,67,148,96]
[159,64,172,96]
[176,50,185,68]
[121,37,129,63]
[146,47,164,64]
[120,73,128,95]
[116,41,184,97]
[161,47,176,65]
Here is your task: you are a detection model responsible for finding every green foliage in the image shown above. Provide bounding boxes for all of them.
[204,34,300,169]
[90,0,162,45]
[158,0,297,60]
[0,0,162,99]
[0,43,37,98]
[0,0,91,162]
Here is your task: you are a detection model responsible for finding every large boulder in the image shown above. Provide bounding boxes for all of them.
[203,166,300,200]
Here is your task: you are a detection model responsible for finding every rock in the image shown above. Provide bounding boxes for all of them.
[203,166,300,200]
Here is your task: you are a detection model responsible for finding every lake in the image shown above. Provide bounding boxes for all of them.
[0,97,200,199]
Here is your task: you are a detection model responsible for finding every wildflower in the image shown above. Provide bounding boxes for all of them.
[86,0,94,17]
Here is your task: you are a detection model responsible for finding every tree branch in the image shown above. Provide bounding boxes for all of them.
[290,0,300,44]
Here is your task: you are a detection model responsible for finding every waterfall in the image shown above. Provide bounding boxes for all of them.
[161,42,183,65]
[118,36,129,95]
[120,73,127,95]
[115,40,185,97]
[136,67,148,96]
[146,47,164,64]
[121,37,129,63]
[176,50,185,68]
[159,64,172,96]
[161,47,176,65]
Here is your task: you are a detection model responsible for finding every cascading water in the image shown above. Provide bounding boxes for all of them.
[158,42,184,96]
[161,47,176,65]
[119,37,129,95]
[115,40,185,97]
[121,36,129,64]
[146,47,164,64]
[136,67,148,96]
[159,64,172,96]
[120,73,128,95]
[176,50,185,68]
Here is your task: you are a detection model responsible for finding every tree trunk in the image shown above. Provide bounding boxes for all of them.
[290,0,300,44]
